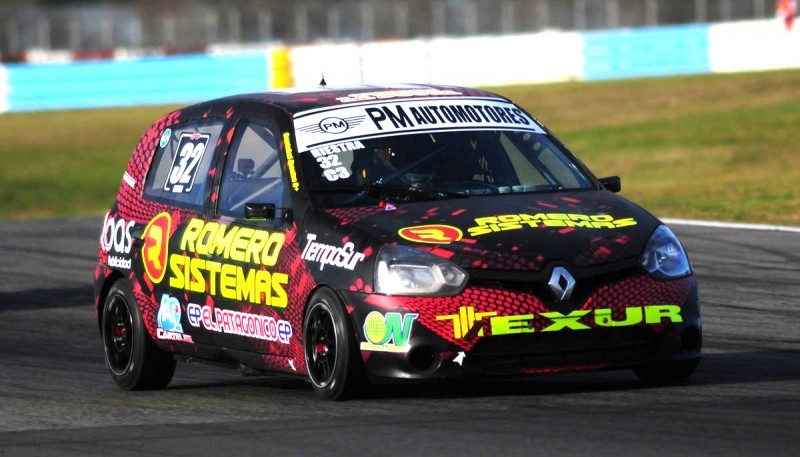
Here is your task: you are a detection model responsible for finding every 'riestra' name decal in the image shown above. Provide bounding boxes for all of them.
[467,213,637,236]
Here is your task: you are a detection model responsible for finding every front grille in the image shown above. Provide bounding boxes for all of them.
[467,262,643,311]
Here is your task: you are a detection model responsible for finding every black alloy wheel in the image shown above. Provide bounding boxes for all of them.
[303,288,366,400]
[101,279,176,390]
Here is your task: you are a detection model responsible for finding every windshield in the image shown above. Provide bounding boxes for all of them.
[299,129,594,207]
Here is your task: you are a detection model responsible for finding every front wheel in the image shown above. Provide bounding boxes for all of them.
[101,279,176,390]
[303,288,366,400]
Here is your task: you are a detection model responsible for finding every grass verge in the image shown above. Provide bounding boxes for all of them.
[0,69,798,225]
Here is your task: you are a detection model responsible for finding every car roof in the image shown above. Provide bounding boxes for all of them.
[197,83,509,115]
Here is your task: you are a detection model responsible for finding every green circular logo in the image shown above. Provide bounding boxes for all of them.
[363,312,387,344]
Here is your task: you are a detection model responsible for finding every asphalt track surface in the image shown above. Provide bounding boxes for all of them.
[0,216,798,456]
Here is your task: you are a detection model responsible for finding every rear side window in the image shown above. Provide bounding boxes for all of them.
[144,118,224,209]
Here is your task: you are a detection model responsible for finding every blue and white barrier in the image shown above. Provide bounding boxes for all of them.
[1,18,798,113]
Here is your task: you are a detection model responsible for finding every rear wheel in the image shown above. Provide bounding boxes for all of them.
[303,288,366,400]
[633,358,700,384]
[101,280,176,390]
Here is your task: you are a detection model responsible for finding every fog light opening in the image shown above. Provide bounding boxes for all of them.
[407,346,438,372]
[681,327,702,352]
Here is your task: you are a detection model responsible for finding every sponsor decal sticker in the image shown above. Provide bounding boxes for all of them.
[296,116,366,135]
[156,294,193,343]
[437,305,683,339]
[163,132,209,193]
[467,213,637,236]
[283,131,300,191]
[398,224,463,244]
[292,97,544,152]
[101,212,135,269]
[142,212,171,284]
[310,140,364,182]
[186,302,292,344]
[301,233,365,271]
[360,311,418,352]
[159,128,171,148]
[164,218,289,308]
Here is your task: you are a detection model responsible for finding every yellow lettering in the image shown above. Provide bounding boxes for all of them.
[569,214,590,221]
[520,213,548,221]
[209,225,239,258]
[436,314,461,338]
[468,226,494,237]
[205,260,221,295]
[230,228,253,262]
[245,230,269,264]
[261,232,286,266]
[474,216,498,226]
[254,269,272,304]
[490,314,535,335]
[271,272,289,308]
[189,258,205,293]
[236,267,255,302]
[613,217,638,228]
[180,219,205,252]
[220,263,237,299]
[168,254,186,290]
[541,310,591,332]
[645,305,683,324]
[594,307,643,327]
[195,221,220,256]
[565,220,594,228]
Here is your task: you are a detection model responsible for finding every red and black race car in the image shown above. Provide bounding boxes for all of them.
[94,83,701,400]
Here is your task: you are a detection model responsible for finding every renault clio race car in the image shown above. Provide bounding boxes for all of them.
[94,84,701,400]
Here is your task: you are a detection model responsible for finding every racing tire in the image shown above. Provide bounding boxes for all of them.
[633,358,700,385]
[101,279,176,390]
[303,288,367,400]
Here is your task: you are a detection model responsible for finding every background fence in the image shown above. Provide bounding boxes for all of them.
[1,15,798,113]
[0,0,780,55]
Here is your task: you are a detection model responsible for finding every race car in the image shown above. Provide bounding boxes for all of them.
[94,83,701,400]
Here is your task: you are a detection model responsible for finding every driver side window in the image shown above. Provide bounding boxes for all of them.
[218,119,286,219]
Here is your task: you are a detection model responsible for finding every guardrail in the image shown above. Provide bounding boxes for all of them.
[1,18,797,113]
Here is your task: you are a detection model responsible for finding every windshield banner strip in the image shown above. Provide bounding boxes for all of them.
[292,97,544,152]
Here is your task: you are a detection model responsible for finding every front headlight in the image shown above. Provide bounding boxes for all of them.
[641,225,692,279]
[375,245,468,296]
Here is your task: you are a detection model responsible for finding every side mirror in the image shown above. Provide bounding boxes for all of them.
[244,203,276,220]
[599,176,621,193]
[244,203,293,223]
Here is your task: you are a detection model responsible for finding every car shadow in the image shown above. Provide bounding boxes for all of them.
[162,349,800,401]
[0,286,94,312]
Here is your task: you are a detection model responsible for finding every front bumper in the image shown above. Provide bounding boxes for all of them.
[339,273,701,384]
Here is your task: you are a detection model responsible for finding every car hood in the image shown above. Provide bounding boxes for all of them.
[324,190,661,272]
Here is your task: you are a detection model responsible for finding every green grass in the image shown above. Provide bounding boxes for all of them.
[1,69,799,225]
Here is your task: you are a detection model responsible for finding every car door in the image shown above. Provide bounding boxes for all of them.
[192,112,298,360]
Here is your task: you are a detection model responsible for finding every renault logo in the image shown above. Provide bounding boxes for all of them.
[548,266,576,301]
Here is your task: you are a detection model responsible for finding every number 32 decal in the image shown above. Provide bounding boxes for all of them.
[317,154,351,181]
[164,133,209,193]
